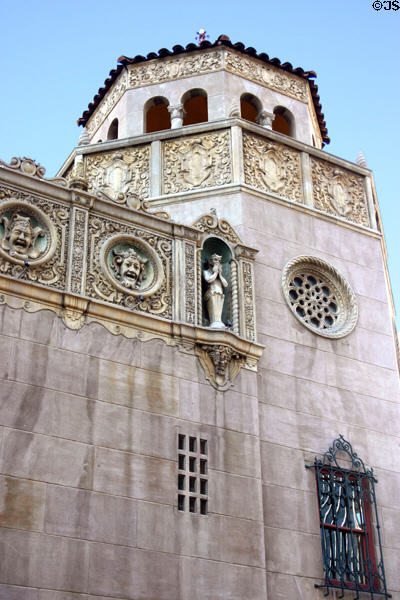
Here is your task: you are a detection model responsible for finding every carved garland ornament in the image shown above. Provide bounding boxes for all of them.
[86,215,172,318]
[162,131,232,194]
[311,159,369,226]
[0,188,69,289]
[243,132,302,202]
[282,256,358,338]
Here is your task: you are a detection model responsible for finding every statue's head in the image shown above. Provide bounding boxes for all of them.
[111,247,148,290]
[209,253,222,266]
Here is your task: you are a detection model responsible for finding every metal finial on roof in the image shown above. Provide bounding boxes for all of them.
[195,29,209,44]
[356,150,367,167]
[78,127,90,146]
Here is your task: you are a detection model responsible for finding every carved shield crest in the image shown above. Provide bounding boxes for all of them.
[181,142,213,187]
[258,148,285,192]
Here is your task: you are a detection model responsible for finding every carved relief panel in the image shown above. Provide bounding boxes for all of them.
[311,159,370,226]
[224,51,307,102]
[243,132,303,202]
[84,146,150,208]
[162,131,232,194]
[86,214,172,318]
[0,187,69,289]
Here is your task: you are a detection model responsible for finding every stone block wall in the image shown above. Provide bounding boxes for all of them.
[0,305,266,599]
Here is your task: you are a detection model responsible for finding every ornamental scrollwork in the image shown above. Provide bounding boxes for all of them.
[128,50,223,89]
[69,208,88,295]
[0,188,69,289]
[85,146,150,207]
[86,216,172,318]
[242,261,256,341]
[184,242,196,325]
[0,156,68,186]
[311,159,370,226]
[243,132,303,202]
[192,211,241,245]
[162,131,231,194]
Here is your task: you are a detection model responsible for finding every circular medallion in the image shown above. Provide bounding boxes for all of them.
[100,234,164,297]
[0,200,57,266]
[282,256,358,338]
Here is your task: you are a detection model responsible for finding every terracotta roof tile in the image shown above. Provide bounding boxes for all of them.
[78,35,330,145]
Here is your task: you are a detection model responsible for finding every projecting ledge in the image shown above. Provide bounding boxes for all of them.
[0,275,264,391]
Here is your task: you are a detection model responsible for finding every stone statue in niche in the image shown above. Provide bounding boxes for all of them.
[1,213,44,260]
[203,253,228,329]
[111,247,148,290]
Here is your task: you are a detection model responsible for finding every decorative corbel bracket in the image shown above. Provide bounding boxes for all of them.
[195,343,246,390]
[61,293,89,330]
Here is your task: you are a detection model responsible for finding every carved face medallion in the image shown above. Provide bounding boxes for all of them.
[0,202,56,265]
[101,234,164,297]
[111,247,148,290]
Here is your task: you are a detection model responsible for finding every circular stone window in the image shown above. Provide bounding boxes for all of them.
[0,200,57,266]
[100,234,164,297]
[282,256,358,338]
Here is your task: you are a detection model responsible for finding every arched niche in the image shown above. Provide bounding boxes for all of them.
[145,97,171,133]
[182,89,208,126]
[240,93,262,124]
[201,237,233,328]
[272,106,295,137]
[107,118,119,140]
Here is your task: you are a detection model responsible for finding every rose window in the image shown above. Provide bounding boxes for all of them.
[282,256,358,338]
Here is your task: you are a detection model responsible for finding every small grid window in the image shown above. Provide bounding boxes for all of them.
[177,434,208,515]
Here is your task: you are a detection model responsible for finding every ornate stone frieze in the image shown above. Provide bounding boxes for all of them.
[86,215,172,318]
[128,50,223,89]
[243,132,303,202]
[311,159,369,226]
[162,131,232,194]
[126,49,307,104]
[184,242,196,325]
[242,261,256,341]
[0,156,68,186]
[192,211,241,245]
[224,51,307,102]
[196,343,245,390]
[85,146,150,207]
[85,70,128,136]
[0,187,69,289]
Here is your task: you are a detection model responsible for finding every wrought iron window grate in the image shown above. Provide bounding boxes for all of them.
[307,435,391,599]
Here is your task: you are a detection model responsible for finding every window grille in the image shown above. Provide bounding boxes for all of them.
[307,435,391,598]
[177,434,208,515]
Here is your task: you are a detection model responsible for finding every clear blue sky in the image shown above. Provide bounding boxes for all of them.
[1,0,399,329]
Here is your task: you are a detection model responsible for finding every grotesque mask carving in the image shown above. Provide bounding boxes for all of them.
[1,213,45,259]
[111,247,148,290]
